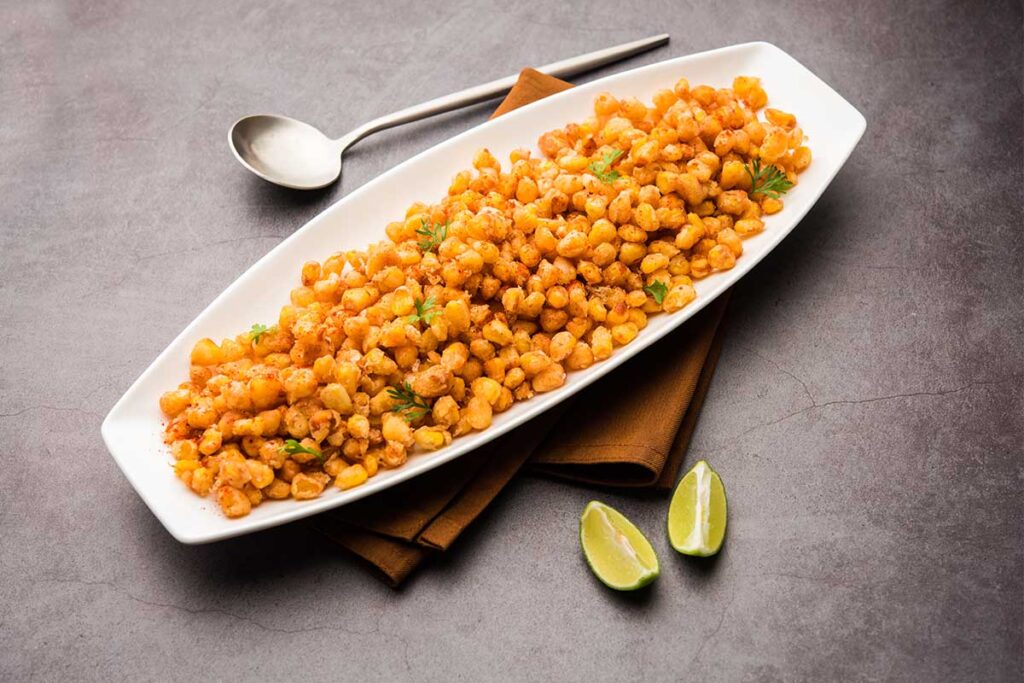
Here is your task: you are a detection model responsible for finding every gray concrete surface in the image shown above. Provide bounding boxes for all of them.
[1,1,1021,680]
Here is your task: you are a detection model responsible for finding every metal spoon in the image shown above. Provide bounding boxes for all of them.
[229,34,669,190]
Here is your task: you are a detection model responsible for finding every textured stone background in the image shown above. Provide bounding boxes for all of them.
[1,1,1021,680]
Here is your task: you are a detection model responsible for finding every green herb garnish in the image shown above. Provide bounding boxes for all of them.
[407,296,440,325]
[588,149,624,183]
[644,281,668,305]
[387,382,431,422]
[249,323,272,343]
[416,219,449,253]
[281,439,323,461]
[746,159,794,199]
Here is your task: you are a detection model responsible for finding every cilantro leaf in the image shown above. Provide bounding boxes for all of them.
[644,281,668,305]
[588,149,624,183]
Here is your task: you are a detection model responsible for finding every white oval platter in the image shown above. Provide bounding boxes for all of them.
[102,42,866,543]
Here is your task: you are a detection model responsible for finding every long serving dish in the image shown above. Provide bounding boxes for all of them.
[102,42,866,543]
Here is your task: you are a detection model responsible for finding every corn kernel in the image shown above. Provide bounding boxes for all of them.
[335,464,368,490]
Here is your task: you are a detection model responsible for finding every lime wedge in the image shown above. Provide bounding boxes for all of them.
[579,501,659,590]
[668,460,727,556]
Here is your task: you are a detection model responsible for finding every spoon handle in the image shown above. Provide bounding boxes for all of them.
[337,34,670,150]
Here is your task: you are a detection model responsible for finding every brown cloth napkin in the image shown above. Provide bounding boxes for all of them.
[314,69,731,586]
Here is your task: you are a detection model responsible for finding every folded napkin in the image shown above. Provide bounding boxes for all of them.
[315,69,731,586]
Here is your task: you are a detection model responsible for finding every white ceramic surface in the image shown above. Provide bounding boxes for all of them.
[102,42,866,544]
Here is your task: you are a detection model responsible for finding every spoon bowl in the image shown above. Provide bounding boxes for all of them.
[229,115,341,190]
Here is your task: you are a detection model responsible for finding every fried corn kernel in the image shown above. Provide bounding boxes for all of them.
[291,472,328,500]
[532,363,566,393]
[245,460,275,489]
[413,426,450,451]
[171,439,199,461]
[160,75,809,518]
[217,459,251,489]
[174,459,201,478]
[160,389,192,417]
[190,467,213,496]
[708,244,737,271]
[264,478,291,499]
[471,377,503,405]
[216,486,251,518]
[335,464,368,490]
[190,338,223,366]
[464,395,493,430]
[363,454,379,477]
[198,428,222,456]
